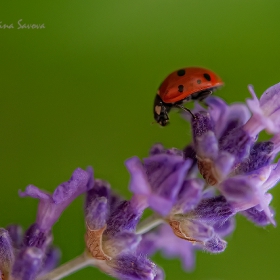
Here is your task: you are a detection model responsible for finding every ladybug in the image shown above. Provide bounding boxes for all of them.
[153,67,223,126]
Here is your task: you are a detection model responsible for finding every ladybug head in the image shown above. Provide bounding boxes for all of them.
[153,95,171,126]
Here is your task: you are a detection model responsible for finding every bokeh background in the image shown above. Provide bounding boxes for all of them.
[1,1,280,279]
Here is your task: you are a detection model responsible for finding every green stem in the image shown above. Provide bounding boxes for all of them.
[136,213,164,234]
[36,252,94,280]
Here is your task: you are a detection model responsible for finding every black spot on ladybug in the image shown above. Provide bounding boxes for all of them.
[177,69,186,76]
[197,80,201,84]
[178,85,184,92]
[203,73,211,81]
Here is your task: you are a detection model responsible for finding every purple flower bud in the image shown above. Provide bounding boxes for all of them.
[192,111,214,139]
[86,179,111,204]
[188,196,234,224]
[203,235,227,253]
[12,247,43,280]
[39,246,60,275]
[235,141,274,174]
[108,253,156,280]
[0,229,14,277]
[191,112,236,185]
[241,206,272,226]
[149,143,165,155]
[23,223,52,250]
[86,197,108,230]
[6,224,23,249]
[105,200,143,237]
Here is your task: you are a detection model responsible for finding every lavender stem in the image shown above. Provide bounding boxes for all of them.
[36,252,95,280]
[136,213,164,235]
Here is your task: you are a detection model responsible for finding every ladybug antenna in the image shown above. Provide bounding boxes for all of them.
[174,104,196,119]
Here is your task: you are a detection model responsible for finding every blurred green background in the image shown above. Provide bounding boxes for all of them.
[1,1,280,279]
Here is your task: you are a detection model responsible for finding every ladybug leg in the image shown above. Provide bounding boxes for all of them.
[174,104,196,119]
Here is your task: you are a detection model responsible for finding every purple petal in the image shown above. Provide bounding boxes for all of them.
[195,131,218,159]
[126,154,191,216]
[144,154,191,215]
[172,179,204,214]
[125,157,150,195]
[19,185,51,201]
[206,96,251,138]
[218,165,272,212]
[246,83,280,134]
[138,225,196,271]
[20,168,90,231]
[52,168,90,203]
[213,151,235,180]
[205,96,228,133]
[262,160,280,192]
[219,177,257,211]
[241,206,273,226]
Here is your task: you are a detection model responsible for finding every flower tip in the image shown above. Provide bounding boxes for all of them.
[204,236,227,253]
[18,185,50,200]
[247,84,258,101]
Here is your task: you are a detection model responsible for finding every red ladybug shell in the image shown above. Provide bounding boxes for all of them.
[158,67,223,103]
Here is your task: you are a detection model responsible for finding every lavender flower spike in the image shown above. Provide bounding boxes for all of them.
[19,167,92,232]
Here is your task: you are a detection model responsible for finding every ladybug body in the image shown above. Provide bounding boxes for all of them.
[153,67,223,126]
